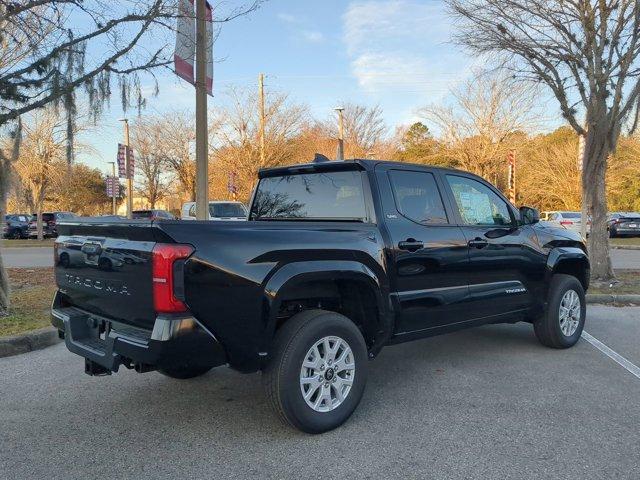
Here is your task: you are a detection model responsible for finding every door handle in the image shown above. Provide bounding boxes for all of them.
[468,237,488,249]
[398,239,424,252]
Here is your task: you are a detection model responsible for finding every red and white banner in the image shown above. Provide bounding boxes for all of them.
[174,0,213,96]
[174,0,195,85]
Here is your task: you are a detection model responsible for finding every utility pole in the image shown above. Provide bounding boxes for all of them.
[194,0,209,220]
[119,118,133,219]
[108,161,116,215]
[335,106,344,160]
[258,73,266,167]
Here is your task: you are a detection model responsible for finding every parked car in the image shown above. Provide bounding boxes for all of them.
[131,209,176,220]
[181,201,247,221]
[52,159,589,433]
[28,212,76,238]
[544,211,589,235]
[608,212,640,237]
[3,214,30,239]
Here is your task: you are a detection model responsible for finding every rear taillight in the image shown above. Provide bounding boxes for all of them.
[152,243,194,313]
[559,220,573,226]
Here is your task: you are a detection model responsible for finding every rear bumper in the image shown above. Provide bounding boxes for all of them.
[612,228,640,236]
[51,292,227,375]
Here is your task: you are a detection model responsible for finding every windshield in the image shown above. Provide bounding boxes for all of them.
[561,212,581,219]
[250,170,367,221]
[209,203,247,218]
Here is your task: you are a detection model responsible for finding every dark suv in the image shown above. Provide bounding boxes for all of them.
[3,214,30,239]
[52,159,589,433]
[28,212,76,238]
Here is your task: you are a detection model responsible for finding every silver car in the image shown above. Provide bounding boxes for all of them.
[544,211,589,235]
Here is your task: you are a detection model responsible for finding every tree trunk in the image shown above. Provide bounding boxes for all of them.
[0,179,9,315]
[582,120,615,281]
[37,207,44,241]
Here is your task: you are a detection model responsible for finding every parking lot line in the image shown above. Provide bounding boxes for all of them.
[582,331,640,380]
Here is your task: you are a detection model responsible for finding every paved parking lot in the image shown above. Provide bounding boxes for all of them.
[1,305,639,479]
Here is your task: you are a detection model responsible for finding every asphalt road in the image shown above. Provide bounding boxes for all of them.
[1,305,639,479]
[2,246,640,269]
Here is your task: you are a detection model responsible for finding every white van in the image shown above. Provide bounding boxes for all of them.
[181,201,248,221]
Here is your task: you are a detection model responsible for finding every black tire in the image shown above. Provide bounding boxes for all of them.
[59,252,70,268]
[158,365,212,379]
[263,309,368,434]
[534,274,586,348]
[609,228,617,238]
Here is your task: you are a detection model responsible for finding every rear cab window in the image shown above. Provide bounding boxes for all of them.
[388,170,448,225]
[250,169,368,222]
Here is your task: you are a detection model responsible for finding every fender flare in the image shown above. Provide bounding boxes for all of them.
[545,247,590,288]
[261,260,391,352]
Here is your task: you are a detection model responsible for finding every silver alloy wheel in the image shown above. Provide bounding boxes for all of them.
[559,289,581,337]
[299,335,355,413]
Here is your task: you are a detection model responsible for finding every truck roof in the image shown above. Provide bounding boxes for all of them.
[258,159,473,178]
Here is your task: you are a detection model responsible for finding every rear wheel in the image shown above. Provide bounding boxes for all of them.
[158,365,212,379]
[263,309,368,434]
[534,274,586,348]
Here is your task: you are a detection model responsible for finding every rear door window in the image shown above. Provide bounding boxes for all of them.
[388,170,448,225]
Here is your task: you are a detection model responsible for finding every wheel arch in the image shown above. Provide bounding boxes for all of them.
[262,260,393,358]
[546,247,590,292]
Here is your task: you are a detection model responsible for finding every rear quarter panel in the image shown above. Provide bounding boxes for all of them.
[158,220,389,372]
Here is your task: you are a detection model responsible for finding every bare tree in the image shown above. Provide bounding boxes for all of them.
[210,88,309,200]
[420,74,537,183]
[446,0,640,280]
[13,109,74,240]
[323,103,387,157]
[133,112,196,201]
[132,118,172,207]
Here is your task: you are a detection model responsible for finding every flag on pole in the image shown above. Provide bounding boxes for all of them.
[126,147,135,178]
[173,0,213,95]
[117,143,127,177]
[174,0,196,84]
[577,133,586,171]
[507,149,516,204]
[106,176,119,198]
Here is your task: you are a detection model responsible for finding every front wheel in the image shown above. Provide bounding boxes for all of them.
[534,274,586,348]
[263,309,368,434]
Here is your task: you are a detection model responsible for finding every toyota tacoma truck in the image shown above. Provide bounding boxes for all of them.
[52,159,589,433]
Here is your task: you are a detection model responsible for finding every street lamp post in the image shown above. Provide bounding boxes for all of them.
[118,118,133,219]
[335,106,344,161]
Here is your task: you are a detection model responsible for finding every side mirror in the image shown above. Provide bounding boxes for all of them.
[519,206,540,225]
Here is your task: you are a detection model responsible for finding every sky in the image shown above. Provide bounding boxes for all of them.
[79,0,500,172]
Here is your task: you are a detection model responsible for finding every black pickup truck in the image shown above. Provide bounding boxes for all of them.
[52,159,589,433]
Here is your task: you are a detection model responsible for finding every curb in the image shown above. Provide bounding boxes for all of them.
[586,294,640,305]
[0,326,61,358]
[610,245,640,250]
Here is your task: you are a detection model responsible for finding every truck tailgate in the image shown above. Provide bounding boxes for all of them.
[54,221,174,329]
